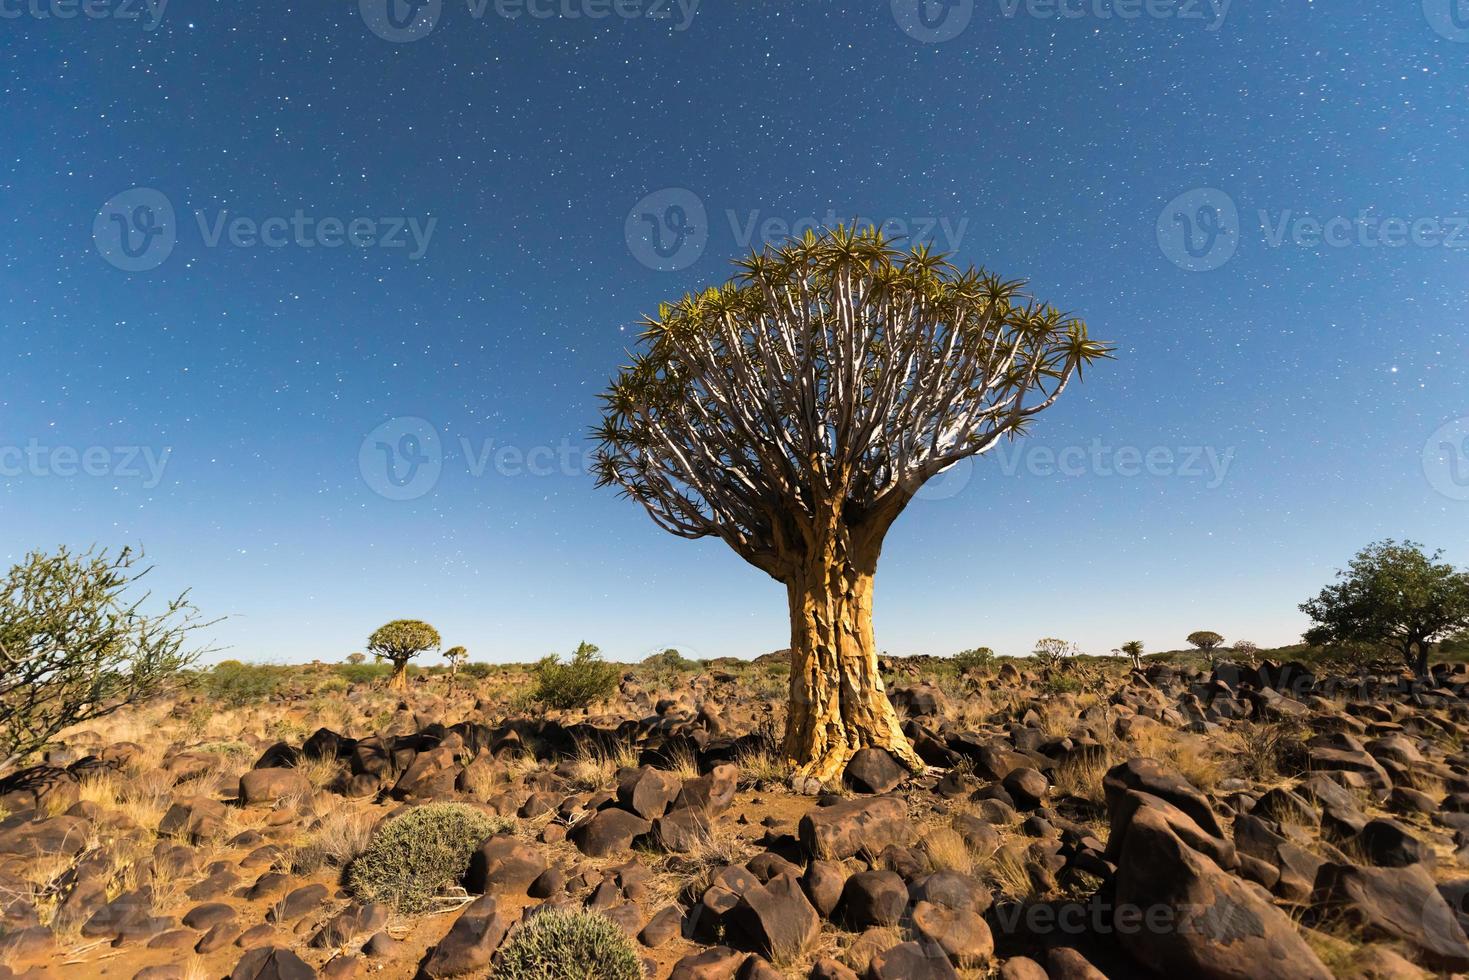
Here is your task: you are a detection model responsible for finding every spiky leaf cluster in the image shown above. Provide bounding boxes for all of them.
[593,226,1111,578]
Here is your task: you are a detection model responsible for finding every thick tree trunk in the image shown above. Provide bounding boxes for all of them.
[783,544,923,787]
[389,660,409,691]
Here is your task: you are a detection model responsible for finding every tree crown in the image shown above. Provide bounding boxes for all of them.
[367,620,441,663]
[1300,540,1469,658]
[1186,630,1225,651]
[593,226,1111,579]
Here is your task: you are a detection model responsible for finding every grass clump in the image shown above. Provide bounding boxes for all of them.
[493,908,641,980]
[347,803,499,914]
[532,642,620,710]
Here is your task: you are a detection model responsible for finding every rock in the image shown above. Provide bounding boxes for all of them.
[909,870,993,914]
[265,883,328,923]
[569,807,651,857]
[669,945,744,980]
[159,797,228,842]
[1002,768,1049,809]
[809,958,860,980]
[891,684,949,717]
[181,903,235,930]
[640,905,682,947]
[1113,805,1331,979]
[867,940,958,979]
[238,769,310,807]
[390,746,459,800]
[726,871,820,959]
[420,895,511,978]
[618,767,683,820]
[310,903,388,948]
[1103,758,1224,838]
[911,899,993,967]
[801,860,849,919]
[0,815,91,859]
[1046,946,1108,980]
[837,870,907,929]
[799,796,911,860]
[229,946,316,980]
[463,836,548,894]
[998,957,1049,980]
[675,764,739,815]
[843,748,906,794]
[1355,819,1431,868]
[654,806,711,853]
[1312,862,1469,968]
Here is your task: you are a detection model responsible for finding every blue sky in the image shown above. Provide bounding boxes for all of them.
[2,1,1466,665]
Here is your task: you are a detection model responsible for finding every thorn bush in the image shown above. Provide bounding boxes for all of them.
[532,642,620,710]
[346,803,499,914]
[493,908,641,980]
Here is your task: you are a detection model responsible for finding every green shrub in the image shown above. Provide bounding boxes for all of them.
[334,662,394,685]
[461,661,494,679]
[951,647,995,672]
[493,908,641,980]
[532,642,620,710]
[206,660,287,706]
[347,803,500,914]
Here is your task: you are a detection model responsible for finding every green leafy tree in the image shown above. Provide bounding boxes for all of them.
[1120,639,1144,670]
[1300,540,1469,677]
[345,652,366,665]
[1033,637,1076,669]
[592,227,1110,784]
[1186,631,1226,652]
[367,620,441,691]
[951,647,995,673]
[533,642,620,710]
[0,546,211,770]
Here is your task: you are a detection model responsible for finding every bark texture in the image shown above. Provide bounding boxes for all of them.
[782,530,923,786]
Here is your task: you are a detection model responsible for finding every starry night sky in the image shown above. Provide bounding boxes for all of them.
[2,1,1466,664]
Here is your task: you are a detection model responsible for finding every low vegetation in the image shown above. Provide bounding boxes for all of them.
[346,803,500,913]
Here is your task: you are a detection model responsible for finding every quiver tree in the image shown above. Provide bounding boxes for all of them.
[443,645,468,685]
[1186,630,1225,652]
[1120,639,1144,670]
[367,619,440,691]
[593,227,1111,785]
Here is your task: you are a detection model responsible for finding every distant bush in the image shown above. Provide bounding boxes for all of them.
[206,660,287,706]
[333,662,395,685]
[533,642,620,710]
[951,647,995,672]
[347,803,500,914]
[494,908,641,980]
[461,661,494,680]
[642,647,702,673]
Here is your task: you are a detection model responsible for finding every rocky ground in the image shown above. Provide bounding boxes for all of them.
[3,654,1469,979]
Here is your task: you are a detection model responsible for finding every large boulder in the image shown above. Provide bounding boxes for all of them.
[238,768,309,807]
[725,871,820,959]
[463,836,548,895]
[1113,806,1331,979]
[799,796,912,860]
[569,807,650,857]
[1312,862,1469,968]
[419,895,511,978]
